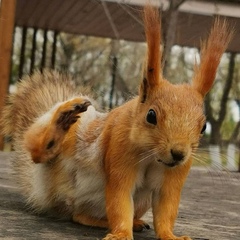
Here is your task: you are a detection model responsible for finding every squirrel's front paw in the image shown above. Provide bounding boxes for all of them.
[55,98,91,131]
[103,233,133,240]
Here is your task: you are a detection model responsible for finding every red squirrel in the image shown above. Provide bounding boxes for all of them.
[0,5,233,240]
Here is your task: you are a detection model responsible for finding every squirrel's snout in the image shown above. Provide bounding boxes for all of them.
[171,149,185,162]
[157,144,189,167]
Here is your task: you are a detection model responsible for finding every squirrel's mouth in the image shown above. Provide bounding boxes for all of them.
[157,159,178,168]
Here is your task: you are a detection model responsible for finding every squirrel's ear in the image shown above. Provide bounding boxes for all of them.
[192,18,234,97]
[140,5,162,103]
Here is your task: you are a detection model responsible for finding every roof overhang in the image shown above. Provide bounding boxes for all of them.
[15,0,240,52]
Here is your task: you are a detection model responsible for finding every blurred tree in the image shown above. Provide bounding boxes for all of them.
[162,0,186,77]
[205,53,236,145]
[229,55,240,144]
[54,33,147,108]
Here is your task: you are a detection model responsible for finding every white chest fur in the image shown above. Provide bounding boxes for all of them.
[71,158,165,219]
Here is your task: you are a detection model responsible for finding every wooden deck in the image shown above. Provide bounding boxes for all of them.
[0,151,239,240]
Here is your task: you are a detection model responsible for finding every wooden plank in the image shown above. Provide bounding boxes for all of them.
[0,0,16,150]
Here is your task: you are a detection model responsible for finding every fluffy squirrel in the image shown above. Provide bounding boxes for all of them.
[0,5,233,240]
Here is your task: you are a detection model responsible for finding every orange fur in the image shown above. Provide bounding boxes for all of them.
[0,5,233,240]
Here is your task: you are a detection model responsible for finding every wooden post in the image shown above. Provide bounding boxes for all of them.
[41,29,48,71]
[109,55,117,109]
[0,0,16,150]
[51,31,58,69]
[162,0,184,77]
[109,40,119,109]
[238,141,240,172]
[237,101,240,173]
[30,28,38,74]
[19,27,27,79]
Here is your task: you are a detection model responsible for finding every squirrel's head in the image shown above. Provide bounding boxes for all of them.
[130,5,233,168]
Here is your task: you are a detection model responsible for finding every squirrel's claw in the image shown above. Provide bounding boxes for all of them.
[56,100,91,131]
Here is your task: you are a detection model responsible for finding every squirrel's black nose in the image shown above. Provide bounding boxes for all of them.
[171,149,185,162]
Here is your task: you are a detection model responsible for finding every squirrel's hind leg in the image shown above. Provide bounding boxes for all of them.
[133,219,150,232]
[73,213,108,229]
[24,97,91,164]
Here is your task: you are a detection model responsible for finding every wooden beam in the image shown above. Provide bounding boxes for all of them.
[0,0,16,150]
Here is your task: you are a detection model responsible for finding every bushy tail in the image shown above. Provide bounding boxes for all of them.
[0,95,15,137]
[0,70,85,210]
[0,70,80,142]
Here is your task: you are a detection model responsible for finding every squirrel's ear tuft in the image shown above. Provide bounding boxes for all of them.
[140,4,162,103]
[192,18,234,97]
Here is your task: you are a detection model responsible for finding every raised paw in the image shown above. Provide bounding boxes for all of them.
[55,98,91,131]
[24,98,91,164]
[102,233,133,240]
[133,219,150,232]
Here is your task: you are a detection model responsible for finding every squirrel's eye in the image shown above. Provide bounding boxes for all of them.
[201,123,207,134]
[146,109,157,125]
[46,140,55,149]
